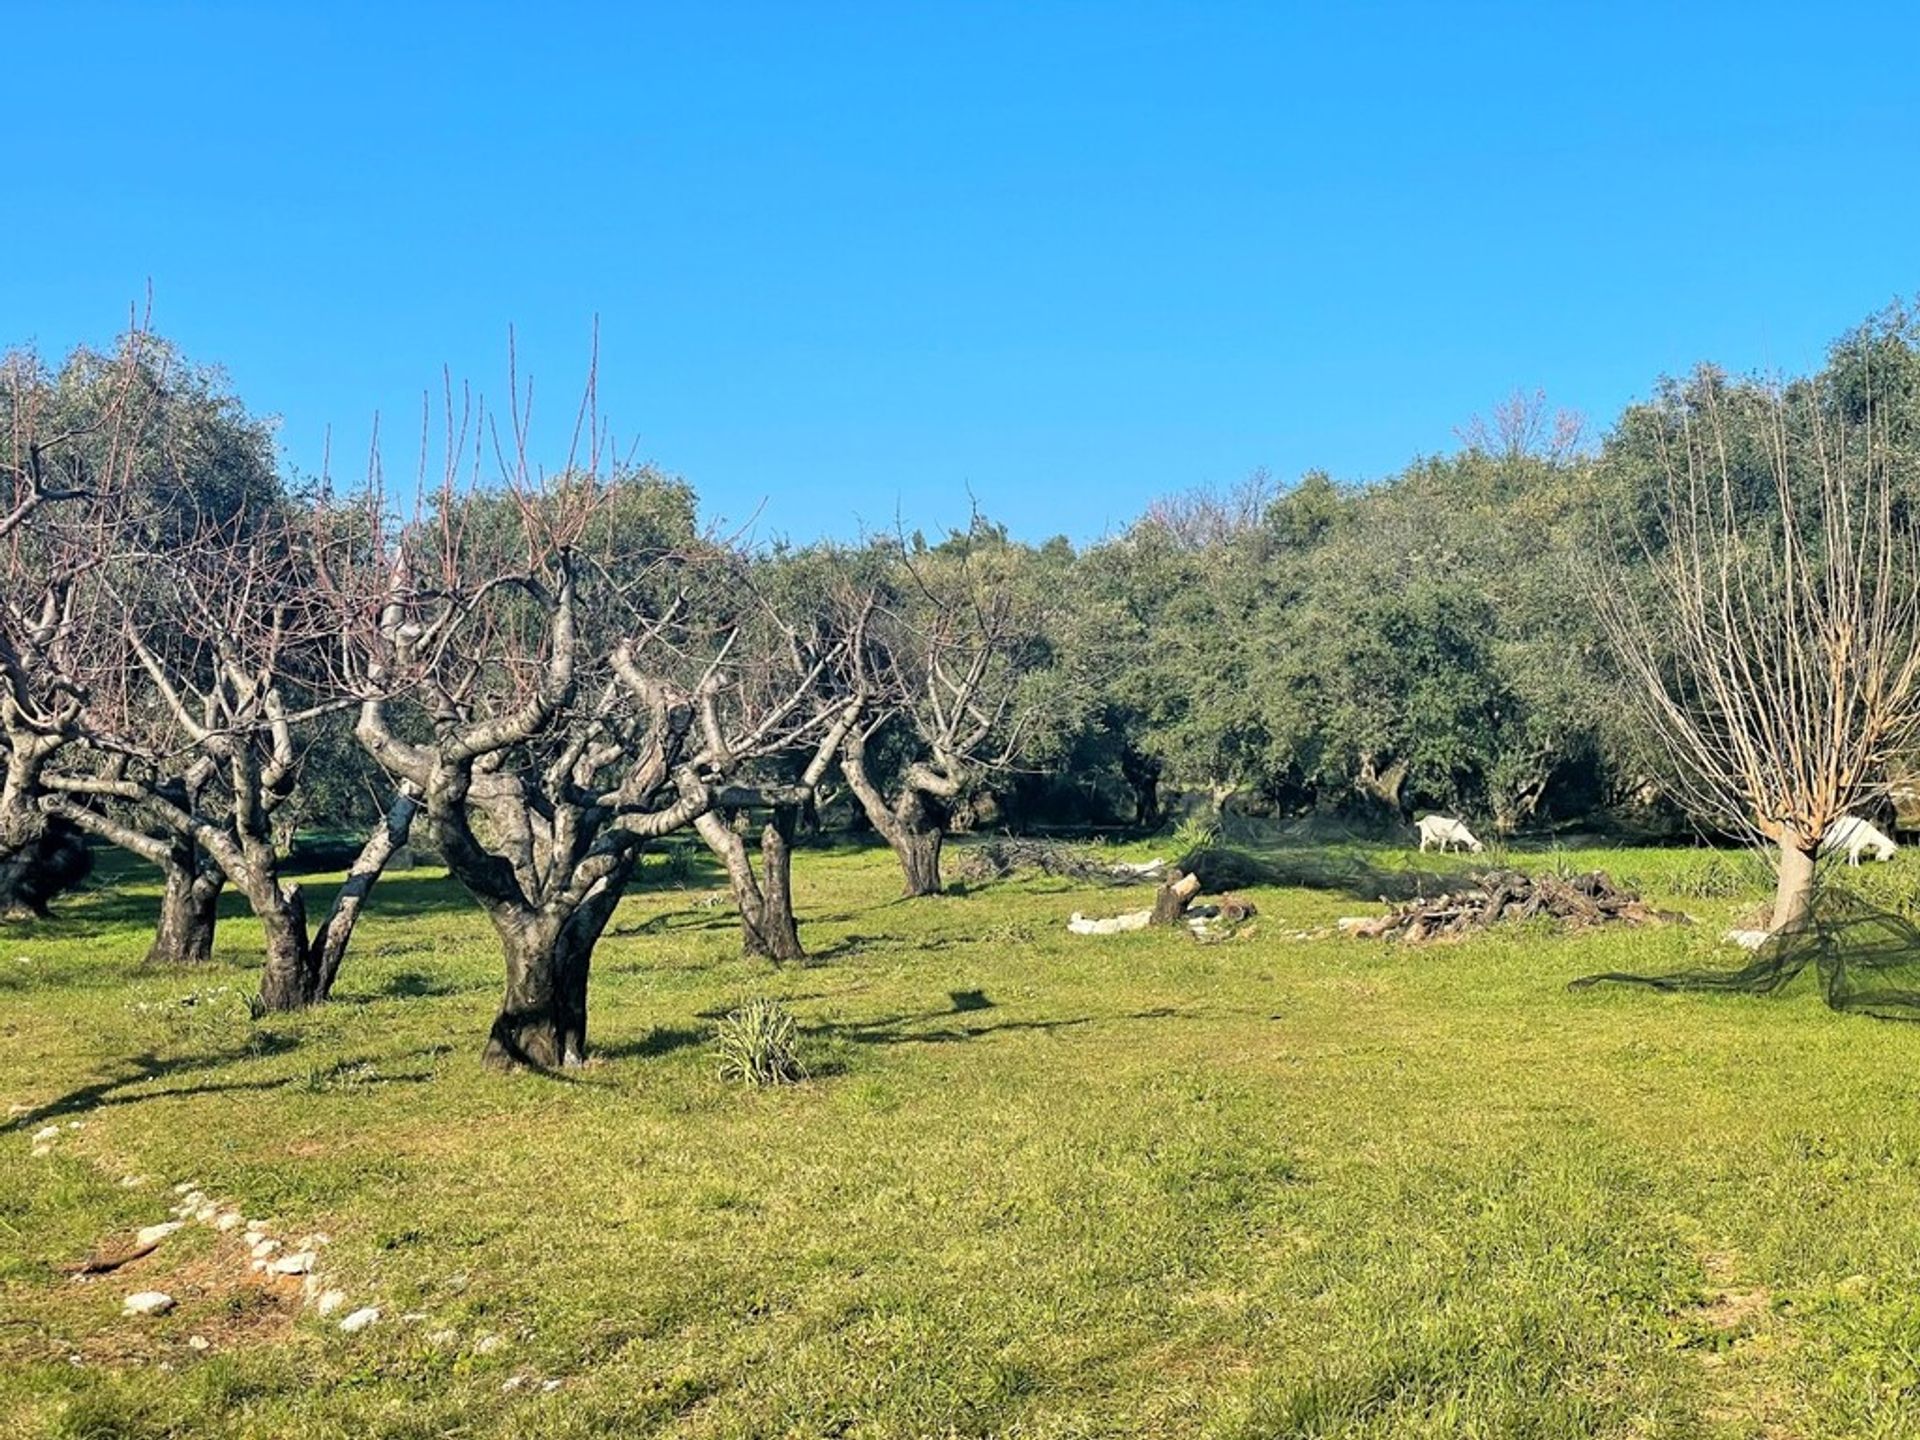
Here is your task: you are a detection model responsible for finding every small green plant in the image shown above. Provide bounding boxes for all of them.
[1170,816,1220,858]
[714,998,807,1087]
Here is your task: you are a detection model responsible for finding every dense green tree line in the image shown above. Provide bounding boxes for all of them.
[7,302,1920,1050]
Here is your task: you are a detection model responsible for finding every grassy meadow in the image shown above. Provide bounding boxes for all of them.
[7,837,1920,1437]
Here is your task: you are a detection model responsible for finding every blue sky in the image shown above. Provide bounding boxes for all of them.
[7,2,1917,543]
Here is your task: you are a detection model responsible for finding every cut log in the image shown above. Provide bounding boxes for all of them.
[1150,871,1204,927]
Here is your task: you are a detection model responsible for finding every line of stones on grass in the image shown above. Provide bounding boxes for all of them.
[21,1127,540,1373]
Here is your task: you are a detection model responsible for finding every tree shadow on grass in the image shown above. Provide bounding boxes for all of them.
[9,1034,303,1128]
[334,969,492,1005]
[593,1025,712,1062]
[797,989,1196,1057]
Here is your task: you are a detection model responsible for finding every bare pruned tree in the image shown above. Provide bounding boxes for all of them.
[45,509,418,1000]
[1594,367,1920,931]
[684,592,869,961]
[1457,387,1588,463]
[837,544,1051,897]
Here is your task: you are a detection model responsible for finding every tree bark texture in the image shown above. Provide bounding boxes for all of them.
[144,841,223,966]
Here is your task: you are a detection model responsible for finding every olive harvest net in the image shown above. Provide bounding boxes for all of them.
[1571,886,1920,1020]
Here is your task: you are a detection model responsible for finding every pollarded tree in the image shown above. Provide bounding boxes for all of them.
[44,509,418,998]
[0,336,153,915]
[836,529,1055,896]
[686,591,869,962]
[347,456,840,1065]
[1595,353,1920,932]
[3,325,295,922]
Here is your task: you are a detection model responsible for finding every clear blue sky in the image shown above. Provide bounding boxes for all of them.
[6,2,1916,543]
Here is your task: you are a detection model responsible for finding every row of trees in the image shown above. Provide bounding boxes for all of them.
[8,302,1920,1055]
[0,333,1051,1064]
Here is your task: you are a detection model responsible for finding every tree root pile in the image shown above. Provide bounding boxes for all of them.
[1340,868,1680,942]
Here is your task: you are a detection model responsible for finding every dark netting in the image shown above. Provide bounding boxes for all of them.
[1571,888,1920,1020]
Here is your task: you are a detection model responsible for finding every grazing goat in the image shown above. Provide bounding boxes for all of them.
[1820,815,1898,866]
[1416,815,1484,854]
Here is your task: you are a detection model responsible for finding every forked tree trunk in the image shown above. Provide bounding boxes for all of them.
[695,806,806,962]
[480,864,631,1070]
[251,789,419,1011]
[839,735,951,898]
[145,843,223,966]
[1771,832,1819,934]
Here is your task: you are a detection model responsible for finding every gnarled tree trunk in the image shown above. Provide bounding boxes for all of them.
[480,858,632,1070]
[254,880,317,1011]
[694,803,805,961]
[145,839,223,966]
[894,807,945,898]
[248,787,421,1011]
[841,730,950,898]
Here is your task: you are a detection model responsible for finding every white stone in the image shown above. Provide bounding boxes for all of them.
[119,1175,151,1189]
[172,1181,196,1195]
[542,1378,563,1392]
[123,1291,175,1316]
[473,1333,505,1355]
[248,1259,267,1273]
[6,1102,29,1115]
[315,1289,348,1317]
[338,1306,380,1333]
[1724,928,1772,951]
[501,1375,526,1392]
[1066,909,1152,935]
[31,1143,52,1157]
[268,1251,316,1276]
[186,1336,210,1351]
[214,1211,244,1232]
[250,1238,280,1259]
[65,1120,82,1130]
[32,1125,59,1143]
[135,1221,185,1247]
[192,1201,218,1222]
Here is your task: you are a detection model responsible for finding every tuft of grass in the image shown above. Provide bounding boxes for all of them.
[713,998,807,1086]
[1669,852,1749,899]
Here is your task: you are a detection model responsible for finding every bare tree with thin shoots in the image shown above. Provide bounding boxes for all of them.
[837,544,1050,897]
[1594,369,1920,932]
[46,510,418,1000]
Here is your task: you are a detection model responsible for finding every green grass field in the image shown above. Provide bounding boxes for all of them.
[6,838,1920,1438]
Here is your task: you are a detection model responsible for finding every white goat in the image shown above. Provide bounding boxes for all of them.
[1416,815,1484,854]
[1820,815,1899,866]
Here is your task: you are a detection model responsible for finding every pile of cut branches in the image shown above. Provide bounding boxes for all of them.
[956,837,1137,884]
[1341,868,1678,942]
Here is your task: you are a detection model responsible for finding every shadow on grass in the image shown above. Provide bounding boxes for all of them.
[9,1034,304,1128]
[595,1025,712,1061]
[336,969,493,1005]
[797,989,1195,1057]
